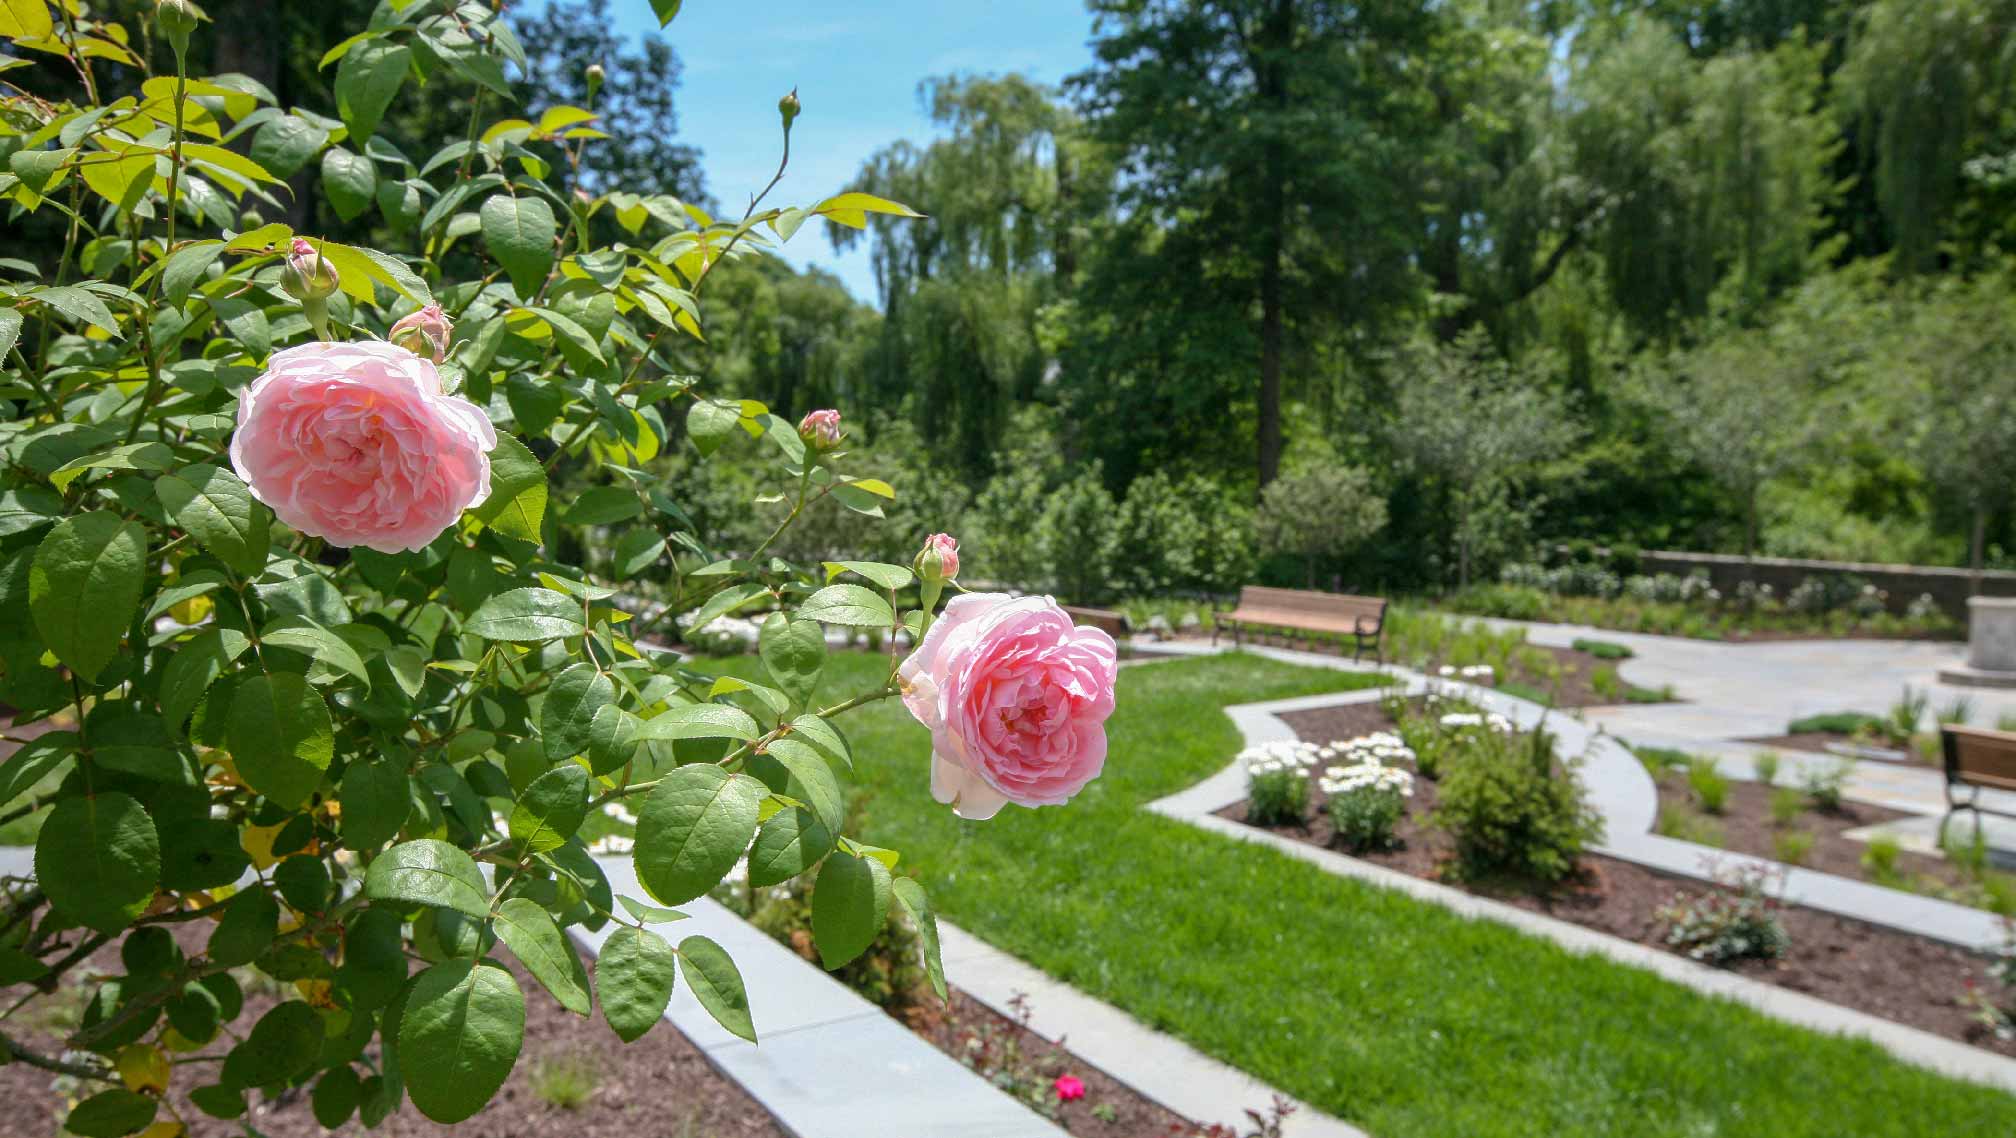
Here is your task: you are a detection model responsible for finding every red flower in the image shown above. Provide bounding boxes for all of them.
[1054,1075,1086,1102]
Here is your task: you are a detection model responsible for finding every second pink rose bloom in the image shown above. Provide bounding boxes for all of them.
[898,593,1119,819]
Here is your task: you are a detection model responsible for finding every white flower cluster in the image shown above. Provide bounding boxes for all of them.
[1439,711,1513,733]
[1240,739,1325,776]
[1317,733,1417,797]
[1435,664,1496,681]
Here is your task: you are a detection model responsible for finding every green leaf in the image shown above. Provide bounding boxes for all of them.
[598,926,676,1042]
[762,736,843,835]
[788,713,852,771]
[400,959,524,1124]
[0,486,61,538]
[559,485,643,526]
[468,436,546,544]
[0,307,19,363]
[48,442,172,491]
[63,1088,156,1137]
[339,907,408,1010]
[678,934,754,1042]
[365,838,489,919]
[634,765,762,906]
[481,194,557,300]
[334,40,410,144]
[339,758,410,853]
[261,616,370,687]
[0,731,76,809]
[249,114,330,179]
[320,147,377,221]
[508,763,588,854]
[797,584,895,629]
[29,512,146,681]
[649,0,683,28]
[681,582,768,639]
[34,792,158,934]
[823,560,915,590]
[632,701,759,742]
[156,466,269,576]
[467,587,585,642]
[759,613,825,706]
[616,896,688,924]
[540,657,608,762]
[312,1065,362,1129]
[159,628,248,735]
[32,284,120,335]
[87,704,186,783]
[685,398,740,456]
[612,527,663,579]
[226,672,334,809]
[222,1001,321,1089]
[813,191,926,229]
[207,888,278,967]
[747,806,833,888]
[891,877,946,1000]
[811,851,890,971]
[160,241,225,306]
[494,898,591,1015]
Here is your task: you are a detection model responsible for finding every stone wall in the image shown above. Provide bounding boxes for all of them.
[1639,551,2016,622]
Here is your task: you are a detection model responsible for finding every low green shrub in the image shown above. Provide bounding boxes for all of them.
[1624,683,1676,703]
[1801,758,1854,812]
[1769,785,1805,826]
[1572,638,1635,660]
[1656,804,1725,848]
[1324,777,1411,853]
[1773,829,1815,866]
[1786,710,1885,736]
[529,1053,603,1111]
[1687,758,1730,814]
[1657,865,1790,965]
[1753,751,1781,786]
[1591,664,1622,702]
[1435,724,1604,885]
[1634,746,1694,776]
[1862,834,1903,885]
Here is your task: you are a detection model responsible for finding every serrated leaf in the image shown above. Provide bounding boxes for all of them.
[339,758,409,853]
[321,146,377,221]
[226,672,333,809]
[365,838,489,919]
[261,616,370,687]
[632,701,759,742]
[34,792,158,934]
[468,435,547,545]
[634,765,761,906]
[811,852,890,970]
[508,763,588,854]
[892,877,946,1000]
[467,587,585,641]
[29,512,146,681]
[797,584,894,629]
[747,806,832,887]
[616,896,688,924]
[759,613,825,706]
[541,663,613,761]
[335,40,410,144]
[598,925,676,1041]
[481,194,557,300]
[156,465,269,576]
[494,898,591,1015]
[399,960,524,1124]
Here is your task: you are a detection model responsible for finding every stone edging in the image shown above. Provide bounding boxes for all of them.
[1138,655,2016,1095]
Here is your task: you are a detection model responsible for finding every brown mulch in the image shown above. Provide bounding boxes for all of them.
[913,991,1206,1138]
[1741,731,1925,766]
[1650,773,1987,897]
[0,937,785,1138]
[1225,703,2016,1058]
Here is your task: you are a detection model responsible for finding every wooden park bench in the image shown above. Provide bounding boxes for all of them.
[1062,605,1132,649]
[1211,586,1387,663]
[1939,725,2016,847]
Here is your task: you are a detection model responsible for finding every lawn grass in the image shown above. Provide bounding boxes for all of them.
[714,650,2016,1137]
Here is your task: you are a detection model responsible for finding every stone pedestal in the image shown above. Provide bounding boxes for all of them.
[1938,596,2016,688]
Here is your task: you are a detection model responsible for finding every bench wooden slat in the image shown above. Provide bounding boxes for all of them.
[1939,725,2016,845]
[1213,586,1387,662]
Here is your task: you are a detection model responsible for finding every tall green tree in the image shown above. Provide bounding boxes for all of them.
[1068,0,1436,489]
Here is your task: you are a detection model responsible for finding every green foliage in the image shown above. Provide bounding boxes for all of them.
[1800,758,1855,812]
[529,1051,604,1110]
[1327,784,1406,854]
[1572,638,1633,660]
[1753,751,1781,785]
[0,3,947,1124]
[1658,864,1791,965]
[1773,828,1816,866]
[1434,724,1604,885]
[1769,785,1806,827]
[1686,758,1730,814]
[1245,767,1311,829]
[1256,464,1387,589]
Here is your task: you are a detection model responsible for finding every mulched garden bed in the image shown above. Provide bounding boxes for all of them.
[1738,731,1923,765]
[0,937,786,1138]
[1212,701,2016,1058]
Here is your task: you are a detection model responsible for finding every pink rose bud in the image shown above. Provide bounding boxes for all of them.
[898,594,1118,820]
[389,303,453,362]
[916,532,959,583]
[279,237,340,302]
[1053,1075,1086,1102]
[230,341,497,553]
[798,408,842,451]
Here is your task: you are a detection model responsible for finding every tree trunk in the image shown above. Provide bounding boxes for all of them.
[1971,506,1988,595]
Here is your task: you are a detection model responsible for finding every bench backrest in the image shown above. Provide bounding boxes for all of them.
[1062,605,1131,639]
[1233,586,1386,625]
[1943,725,2016,792]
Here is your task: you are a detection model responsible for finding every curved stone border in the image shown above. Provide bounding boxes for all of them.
[1138,645,2016,1095]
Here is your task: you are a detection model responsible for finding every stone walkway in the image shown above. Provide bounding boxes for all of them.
[1138,650,2016,1094]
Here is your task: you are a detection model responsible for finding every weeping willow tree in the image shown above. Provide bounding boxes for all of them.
[1836,0,2016,272]
[831,75,1093,477]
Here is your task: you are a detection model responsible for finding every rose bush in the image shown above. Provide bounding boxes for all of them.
[0,1,1113,1133]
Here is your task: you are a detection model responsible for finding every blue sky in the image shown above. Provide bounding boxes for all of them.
[595,1,1099,305]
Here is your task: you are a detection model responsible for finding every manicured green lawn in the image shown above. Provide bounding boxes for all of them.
[726,650,2016,1137]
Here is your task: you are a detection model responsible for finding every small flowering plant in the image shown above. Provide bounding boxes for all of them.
[1240,739,1323,825]
[0,3,1116,1132]
[1317,733,1416,852]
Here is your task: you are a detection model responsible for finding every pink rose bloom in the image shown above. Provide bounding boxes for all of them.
[230,340,497,554]
[388,303,453,362]
[1054,1075,1086,1102]
[898,593,1117,820]
[798,408,842,449]
[920,532,959,581]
